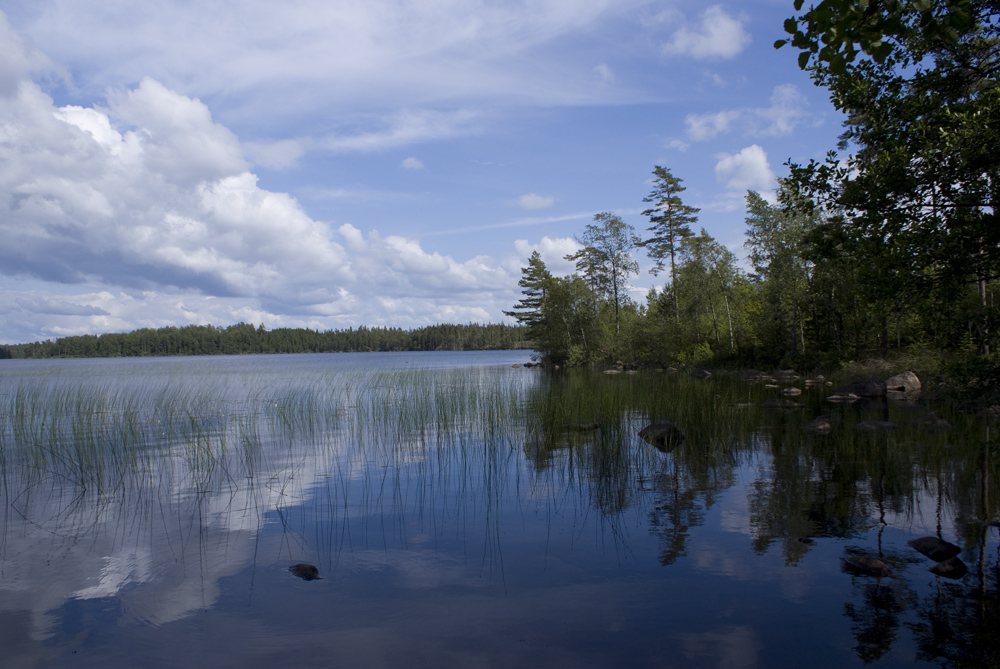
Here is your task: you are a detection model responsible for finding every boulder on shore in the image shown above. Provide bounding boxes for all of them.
[885,371,921,393]
[639,420,686,451]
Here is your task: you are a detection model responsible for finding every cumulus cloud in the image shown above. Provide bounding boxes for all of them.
[512,236,579,276]
[0,18,537,342]
[714,145,775,192]
[663,6,750,60]
[401,157,424,170]
[517,193,555,210]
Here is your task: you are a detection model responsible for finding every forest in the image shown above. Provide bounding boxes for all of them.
[506,0,1000,381]
[0,322,529,359]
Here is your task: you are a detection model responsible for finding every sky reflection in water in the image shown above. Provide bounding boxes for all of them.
[0,352,997,667]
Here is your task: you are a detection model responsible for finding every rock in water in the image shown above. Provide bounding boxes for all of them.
[763,398,804,409]
[930,556,969,579]
[908,536,961,562]
[689,369,712,380]
[806,415,834,434]
[289,563,322,580]
[844,555,892,577]
[638,420,686,451]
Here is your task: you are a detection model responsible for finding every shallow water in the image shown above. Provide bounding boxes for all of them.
[0,353,997,667]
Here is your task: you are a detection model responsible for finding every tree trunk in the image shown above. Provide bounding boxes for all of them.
[724,293,734,352]
[979,275,990,356]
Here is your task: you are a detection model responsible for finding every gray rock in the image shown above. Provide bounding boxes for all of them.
[603,369,621,375]
[930,556,969,579]
[857,420,897,432]
[908,536,961,562]
[827,393,861,403]
[844,555,892,577]
[885,371,921,393]
[639,420,686,451]
[781,387,803,396]
[774,369,800,382]
[689,369,712,380]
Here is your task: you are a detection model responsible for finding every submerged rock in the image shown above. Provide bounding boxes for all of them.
[806,415,835,434]
[289,563,322,580]
[930,556,969,579]
[763,398,804,409]
[857,420,897,432]
[639,420,686,451]
[908,536,961,562]
[844,555,892,577]
[917,412,952,431]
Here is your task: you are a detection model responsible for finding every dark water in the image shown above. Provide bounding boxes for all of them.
[0,353,997,667]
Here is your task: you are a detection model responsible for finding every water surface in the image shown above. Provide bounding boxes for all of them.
[0,353,997,667]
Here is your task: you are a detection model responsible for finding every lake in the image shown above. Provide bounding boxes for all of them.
[0,351,997,667]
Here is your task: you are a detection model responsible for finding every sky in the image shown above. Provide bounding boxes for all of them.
[0,0,846,344]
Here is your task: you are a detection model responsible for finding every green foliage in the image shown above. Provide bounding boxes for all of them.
[565,212,640,334]
[4,322,531,359]
[781,0,1000,355]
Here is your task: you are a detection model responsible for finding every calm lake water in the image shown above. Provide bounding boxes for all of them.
[0,351,998,667]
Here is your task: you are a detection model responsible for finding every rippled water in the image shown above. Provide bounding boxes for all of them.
[0,353,997,667]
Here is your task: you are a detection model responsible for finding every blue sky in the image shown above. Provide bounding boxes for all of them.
[0,0,844,344]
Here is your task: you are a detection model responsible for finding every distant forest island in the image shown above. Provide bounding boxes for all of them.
[0,322,530,359]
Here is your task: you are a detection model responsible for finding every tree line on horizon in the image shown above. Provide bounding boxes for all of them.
[0,322,530,359]
[507,1,1000,370]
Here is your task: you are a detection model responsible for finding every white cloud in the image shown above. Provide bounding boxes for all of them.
[517,193,555,210]
[512,236,579,276]
[242,138,309,169]
[683,85,809,142]
[714,145,776,192]
[593,63,615,86]
[756,84,808,136]
[401,157,425,170]
[685,109,741,141]
[320,109,482,153]
[12,0,649,127]
[0,23,539,342]
[663,6,750,60]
